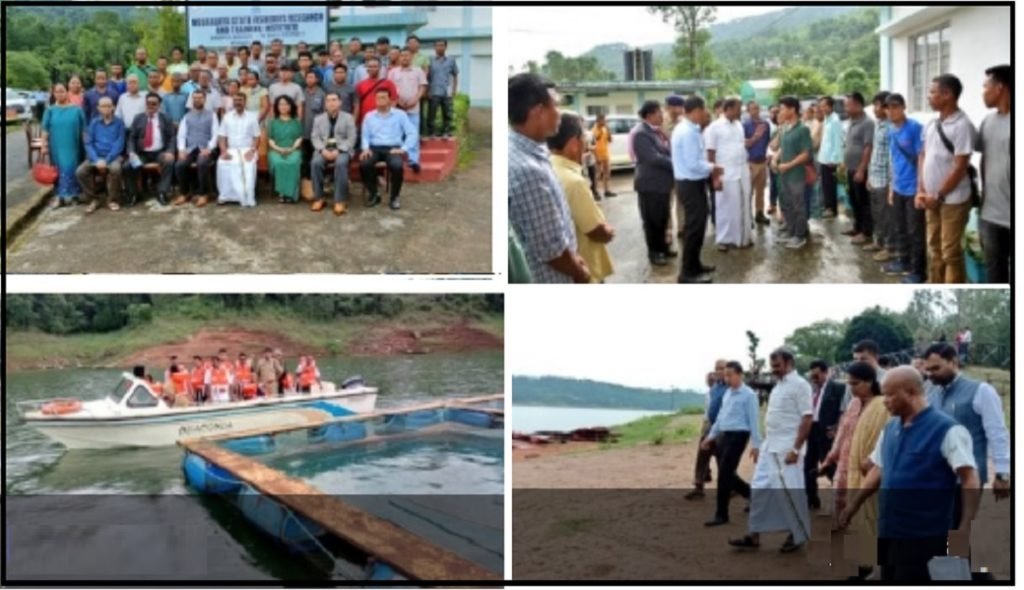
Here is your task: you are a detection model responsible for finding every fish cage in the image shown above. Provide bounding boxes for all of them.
[178,395,504,582]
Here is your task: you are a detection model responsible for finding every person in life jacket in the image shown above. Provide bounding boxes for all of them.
[297,355,321,393]
[206,356,234,404]
[143,373,168,405]
[274,348,293,395]
[190,355,208,404]
[235,352,257,400]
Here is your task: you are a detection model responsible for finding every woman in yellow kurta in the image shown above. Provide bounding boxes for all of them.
[840,361,889,579]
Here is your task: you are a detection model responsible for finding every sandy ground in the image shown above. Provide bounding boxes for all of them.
[513,440,1011,581]
[5,144,492,275]
[348,323,503,356]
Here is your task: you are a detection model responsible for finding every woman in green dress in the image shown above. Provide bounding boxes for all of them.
[40,82,87,207]
[267,95,303,202]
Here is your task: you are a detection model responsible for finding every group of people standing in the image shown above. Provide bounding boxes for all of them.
[154,348,323,406]
[38,35,461,214]
[687,340,1008,581]
[508,65,1011,284]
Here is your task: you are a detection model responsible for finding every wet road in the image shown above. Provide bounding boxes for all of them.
[598,172,898,284]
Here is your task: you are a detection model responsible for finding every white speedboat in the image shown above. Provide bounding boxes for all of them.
[16,373,378,450]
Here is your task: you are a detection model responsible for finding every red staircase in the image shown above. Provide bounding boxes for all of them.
[349,138,458,184]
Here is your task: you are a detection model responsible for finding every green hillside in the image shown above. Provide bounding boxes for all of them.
[583,6,875,87]
[513,376,705,411]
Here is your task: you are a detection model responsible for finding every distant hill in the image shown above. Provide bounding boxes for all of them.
[513,376,705,411]
[584,5,862,80]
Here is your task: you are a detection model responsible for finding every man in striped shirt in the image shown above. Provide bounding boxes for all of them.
[508,74,590,283]
[866,91,894,261]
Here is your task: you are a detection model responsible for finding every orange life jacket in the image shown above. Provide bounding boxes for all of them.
[281,372,294,390]
[242,383,258,399]
[191,366,206,389]
[148,381,164,395]
[235,361,253,383]
[299,362,318,387]
[171,371,191,395]
[210,367,231,386]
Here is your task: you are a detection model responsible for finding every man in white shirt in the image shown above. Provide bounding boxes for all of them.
[216,93,261,207]
[705,97,753,250]
[838,366,979,582]
[114,75,146,126]
[730,347,813,553]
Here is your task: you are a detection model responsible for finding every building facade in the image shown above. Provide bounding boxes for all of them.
[558,81,718,118]
[330,5,492,107]
[877,5,1010,127]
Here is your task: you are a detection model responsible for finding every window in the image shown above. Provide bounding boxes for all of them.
[909,23,951,112]
[585,106,608,117]
[127,386,159,408]
[614,104,633,116]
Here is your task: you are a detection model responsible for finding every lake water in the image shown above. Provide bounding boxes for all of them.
[4,351,503,581]
[512,405,672,433]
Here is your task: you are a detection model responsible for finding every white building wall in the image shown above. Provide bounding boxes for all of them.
[888,5,1010,127]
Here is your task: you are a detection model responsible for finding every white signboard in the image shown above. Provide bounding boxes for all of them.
[187,6,328,49]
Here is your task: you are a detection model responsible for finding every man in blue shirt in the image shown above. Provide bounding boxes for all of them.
[702,360,762,526]
[160,73,189,128]
[426,39,459,139]
[743,101,771,225]
[671,95,723,283]
[75,97,125,213]
[83,69,121,122]
[817,96,844,218]
[686,360,728,500]
[359,88,418,210]
[883,93,926,283]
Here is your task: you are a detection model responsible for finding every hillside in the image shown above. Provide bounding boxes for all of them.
[513,376,704,411]
[584,6,871,83]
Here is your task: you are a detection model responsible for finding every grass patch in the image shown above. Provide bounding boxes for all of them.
[608,412,703,448]
[472,314,505,340]
[546,517,596,539]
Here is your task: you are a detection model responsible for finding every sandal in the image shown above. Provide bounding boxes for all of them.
[728,535,760,549]
[85,201,99,214]
[49,197,63,209]
[108,202,120,212]
[779,535,803,553]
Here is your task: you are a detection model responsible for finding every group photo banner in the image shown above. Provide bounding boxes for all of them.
[187,6,329,49]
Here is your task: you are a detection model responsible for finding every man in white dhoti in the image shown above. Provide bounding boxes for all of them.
[706,97,753,250]
[730,347,813,553]
[216,93,261,207]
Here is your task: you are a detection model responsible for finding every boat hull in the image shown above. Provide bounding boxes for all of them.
[28,392,377,450]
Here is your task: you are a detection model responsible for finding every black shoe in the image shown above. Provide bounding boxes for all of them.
[700,264,717,273]
[680,273,712,284]
[665,249,679,258]
[410,163,421,174]
[158,193,170,206]
[684,489,705,500]
[704,516,729,527]
[755,213,771,225]
[649,253,668,267]
[389,197,401,210]
[593,193,602,202]
[367,194,381,208]
[604,191,617,198]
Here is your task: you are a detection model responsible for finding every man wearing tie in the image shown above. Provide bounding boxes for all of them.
[671,95,723,283]
[125,92,175,205]
[805,359,846,510]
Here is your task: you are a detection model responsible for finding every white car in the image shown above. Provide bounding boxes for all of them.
[585,115,640,170]
[5,89,34,123]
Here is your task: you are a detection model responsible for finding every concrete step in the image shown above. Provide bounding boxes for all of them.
[348,159,454,183]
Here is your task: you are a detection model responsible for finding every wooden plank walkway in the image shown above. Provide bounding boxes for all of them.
[183,440,500,581]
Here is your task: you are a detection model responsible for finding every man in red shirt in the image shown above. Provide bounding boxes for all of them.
[354,57,397,126]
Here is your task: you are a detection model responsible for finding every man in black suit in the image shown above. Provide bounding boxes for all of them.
[632,100,677,267]
[125,92,176,205]
[805,359,845,510]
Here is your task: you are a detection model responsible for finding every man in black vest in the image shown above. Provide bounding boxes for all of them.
[805,359,845,509]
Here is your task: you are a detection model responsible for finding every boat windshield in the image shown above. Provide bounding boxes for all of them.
[108,378,133,405]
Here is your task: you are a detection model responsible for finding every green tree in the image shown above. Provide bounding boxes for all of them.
[540,51,614,82]
[649,6,718,79]
[4,51,50,89]
[133,6,185,62]
[774,65,834,100]
[836,66,873,98]
[785,319,847,370]
[837,307,913,360]
[745,330,764,376]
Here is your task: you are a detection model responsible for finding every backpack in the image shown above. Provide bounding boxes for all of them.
[934,119,981,207]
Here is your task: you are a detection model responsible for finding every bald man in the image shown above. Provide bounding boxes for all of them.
[686,359,728,500]
[839,366,979,582]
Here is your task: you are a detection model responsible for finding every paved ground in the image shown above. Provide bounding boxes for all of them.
[6,125,38,224]
[5,143,493,274]
[598,172,898,284]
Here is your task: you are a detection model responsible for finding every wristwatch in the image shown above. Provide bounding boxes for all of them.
[995,473,1010,483]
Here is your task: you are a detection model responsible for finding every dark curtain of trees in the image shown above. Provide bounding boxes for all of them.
[5,295,504,335]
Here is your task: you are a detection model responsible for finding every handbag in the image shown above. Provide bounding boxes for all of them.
[32,153,58,185]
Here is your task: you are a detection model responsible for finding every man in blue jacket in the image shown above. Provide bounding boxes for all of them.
[75,97,125,213]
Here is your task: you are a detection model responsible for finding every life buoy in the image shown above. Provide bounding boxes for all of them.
[41,399,83,416]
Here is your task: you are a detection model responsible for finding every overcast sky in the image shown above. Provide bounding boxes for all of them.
[504,5,785,72]
[509,286,924,392]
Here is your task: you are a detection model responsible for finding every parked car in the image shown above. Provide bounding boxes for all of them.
[585,115,640,170]
[5,89,34,124]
